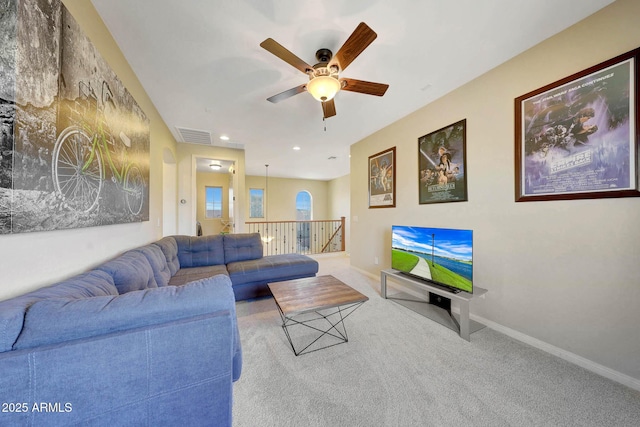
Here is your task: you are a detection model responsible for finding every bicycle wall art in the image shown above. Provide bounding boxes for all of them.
[0,0,150,234]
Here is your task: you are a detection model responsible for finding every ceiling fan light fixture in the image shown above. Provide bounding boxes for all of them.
[261,23,386,116]
[307,75,341,102]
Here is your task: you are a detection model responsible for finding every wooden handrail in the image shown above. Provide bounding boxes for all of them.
[320,217,344,252]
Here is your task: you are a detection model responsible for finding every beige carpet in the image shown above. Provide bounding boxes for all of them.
[232,255,640,427]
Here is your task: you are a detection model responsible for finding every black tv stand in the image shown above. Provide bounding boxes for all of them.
[380,269,487,341]
[429,292,452,311]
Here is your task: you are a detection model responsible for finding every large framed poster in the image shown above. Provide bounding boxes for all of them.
[515,48,640,202]
[368,147,395,208]
[418,119,468,204]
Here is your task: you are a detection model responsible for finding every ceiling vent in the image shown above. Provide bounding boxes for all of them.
[175,126,212,145]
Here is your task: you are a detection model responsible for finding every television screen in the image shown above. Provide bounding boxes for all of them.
[391,225,473,294]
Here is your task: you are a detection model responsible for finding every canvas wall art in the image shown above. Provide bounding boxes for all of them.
[0,0,150,234]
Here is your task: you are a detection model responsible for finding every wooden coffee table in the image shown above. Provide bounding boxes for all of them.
[268,275,369,356]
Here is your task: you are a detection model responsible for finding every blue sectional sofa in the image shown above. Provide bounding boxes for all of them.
[0,233,318,426]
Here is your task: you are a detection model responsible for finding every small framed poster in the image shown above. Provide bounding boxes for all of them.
[368,147,396,208]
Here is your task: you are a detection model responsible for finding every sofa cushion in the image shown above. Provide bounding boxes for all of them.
[13,275,236,351]
[223,233,263,264]
[169,265,229,287]
[96,250,158,294]
[132,244,172,287]
[174,235,225,268]
[0,270,117,353]
[226,254,319,286]
[153,236,180,276]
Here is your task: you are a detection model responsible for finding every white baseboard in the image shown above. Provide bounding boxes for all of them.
[309,252,349,259]
[472,314,640,392]
[355,267,640,392]
[352,266,379,281]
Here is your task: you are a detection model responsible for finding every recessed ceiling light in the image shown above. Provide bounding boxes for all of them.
[293,146,301,150]
[220,135,230,141]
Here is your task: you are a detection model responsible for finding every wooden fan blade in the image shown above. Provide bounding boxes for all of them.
[329,22,377,72]
[260,38,313,74]
[322,99,336,118]
[267,84,307,103]
[340,78,389,96]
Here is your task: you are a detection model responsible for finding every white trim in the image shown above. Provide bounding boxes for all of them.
[352,266,378,281]
[310,252,349,260]
[358,267,640,392]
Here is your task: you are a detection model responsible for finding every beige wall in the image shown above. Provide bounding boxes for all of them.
[244,175,330,223]
[0,0,177,300]
[351,0,640,387]
[328,174,351,253]
[196,171,231,235]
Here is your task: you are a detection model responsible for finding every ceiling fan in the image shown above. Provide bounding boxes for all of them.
[260,22,389,119]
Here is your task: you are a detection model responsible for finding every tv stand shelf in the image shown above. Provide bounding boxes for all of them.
[380,269,487,341]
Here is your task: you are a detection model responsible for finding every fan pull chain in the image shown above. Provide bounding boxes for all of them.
[323,116,327,132]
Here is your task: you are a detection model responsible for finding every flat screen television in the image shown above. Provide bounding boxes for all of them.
[391,225,473,294]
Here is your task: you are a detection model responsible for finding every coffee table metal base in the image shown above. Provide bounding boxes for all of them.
[276,301,365,356]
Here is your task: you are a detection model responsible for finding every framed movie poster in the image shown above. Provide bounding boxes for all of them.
[418,119,468,204]
[515,47,640,202]
[368,147,395,208]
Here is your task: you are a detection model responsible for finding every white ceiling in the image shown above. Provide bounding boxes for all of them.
[90,0,614,181]
[195,157,235,174]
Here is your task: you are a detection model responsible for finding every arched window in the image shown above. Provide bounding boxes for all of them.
[296,191,312,252]
[296,191,312,220]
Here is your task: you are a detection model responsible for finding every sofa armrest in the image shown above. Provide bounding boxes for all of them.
[0,311,237,426]
[14,275,235,350]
